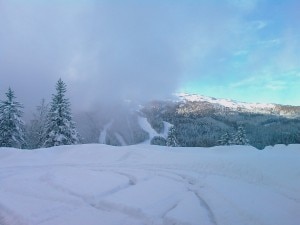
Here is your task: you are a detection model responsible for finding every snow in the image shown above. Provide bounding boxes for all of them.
[99,120,113,144]
[0,144,299,225]
[177,93,277,114]
[138,117,159,144]
[138,116,171,144]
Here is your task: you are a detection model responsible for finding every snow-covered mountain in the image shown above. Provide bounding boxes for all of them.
[75,93,300,149]
[177,93,300,118]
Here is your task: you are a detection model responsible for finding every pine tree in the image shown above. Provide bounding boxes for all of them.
[232,126,249,145]
[0,88,25,148]
[167,126,179,147]
[44,79,79,147]
[25,99,49,149]
[218,131,231,145]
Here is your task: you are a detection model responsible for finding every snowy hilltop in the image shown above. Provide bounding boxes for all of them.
[0,144,299,225]
[177,93,300,118]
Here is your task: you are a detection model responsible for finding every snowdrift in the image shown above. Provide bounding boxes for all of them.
[0,144,299,225]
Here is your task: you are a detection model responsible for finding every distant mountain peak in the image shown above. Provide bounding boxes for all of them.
[176,93,300,118]
[177,93,274,108]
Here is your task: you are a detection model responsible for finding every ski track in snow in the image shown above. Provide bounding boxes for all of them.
[0,203,28,225]
[0,144,299,225]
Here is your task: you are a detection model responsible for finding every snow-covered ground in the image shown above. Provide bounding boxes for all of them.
[0,144,299,225]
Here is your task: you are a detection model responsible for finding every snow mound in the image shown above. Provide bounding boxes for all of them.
[0,144,299,225]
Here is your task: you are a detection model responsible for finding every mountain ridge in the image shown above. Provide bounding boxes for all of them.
[75,93,300,149]
[176,93,300,118]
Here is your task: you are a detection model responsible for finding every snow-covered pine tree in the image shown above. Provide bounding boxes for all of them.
[0,88,25,148]
[25,99,49,149]
[218,131,231,145]
[232,126,249,145]
[166,126,179,147]
[44,79,79,147]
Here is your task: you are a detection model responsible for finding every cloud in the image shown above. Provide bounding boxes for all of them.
[0,0,246,112]
[248,20,268,30]
[265,81,287,91]
[227,0,259,12]
[230,70,300,92]
[1,0,299,112]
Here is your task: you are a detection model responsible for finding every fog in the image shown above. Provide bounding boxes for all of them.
[0,0,268,114]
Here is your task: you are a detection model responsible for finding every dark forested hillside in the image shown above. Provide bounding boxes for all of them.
[75,95,300,149]
[141,97,300,149]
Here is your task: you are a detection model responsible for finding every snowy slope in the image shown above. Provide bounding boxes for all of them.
[178,93,274,109]
[0,144,299,225]
[138,117,159,144]
[138,116,172,144]
[99,120,113,144]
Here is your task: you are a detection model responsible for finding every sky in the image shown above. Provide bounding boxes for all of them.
[0,0,300,114]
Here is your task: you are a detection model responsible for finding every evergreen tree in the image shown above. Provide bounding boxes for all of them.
[0,88,25,148]
[44,79,79,147]
[232,126,249,145]
[25,99,49,149]
[218,131,231,146]
[167,126,179,147]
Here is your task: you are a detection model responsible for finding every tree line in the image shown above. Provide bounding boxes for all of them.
[141,100,300,149]
[0,78,79,149]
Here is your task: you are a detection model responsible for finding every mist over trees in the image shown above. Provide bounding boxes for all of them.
[1,82,300,150]
[25,99,49,149]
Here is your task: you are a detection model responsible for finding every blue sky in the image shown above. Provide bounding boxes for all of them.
[179,0,300,105]
[0,0,299,109]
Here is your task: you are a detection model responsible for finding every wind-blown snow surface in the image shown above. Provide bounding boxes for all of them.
[0,144,299,225]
